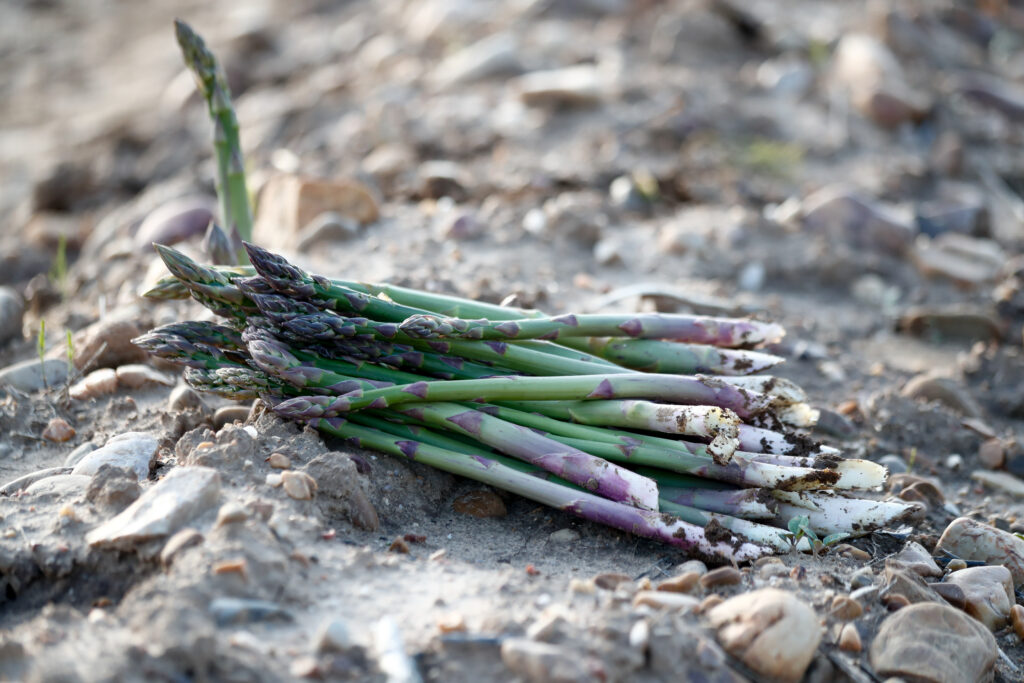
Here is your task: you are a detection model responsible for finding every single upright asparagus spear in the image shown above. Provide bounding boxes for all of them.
[174,19,253,263]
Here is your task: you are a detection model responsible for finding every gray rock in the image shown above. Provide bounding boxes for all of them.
[900,374,983,418]
[168,385,205,412]
[512,65,606,108]
[304,453,379,531]
[86,465,142,511]
[209,597,293,626]
[869,603,996,683]
[892,541,942,578]
[970,470,1024,498]
[945,565,1015,630]
[72,432,158,481]
[0,466,73,495]
[0,358,69,393]
[431,33,522,87]
[0,287,24,346]
[935,517,1024,587]
[832,34,931,127]
[212,405,251,430]
[23,474,91,498]
[86,466,221,548]
[500,638,596,683]
[133,195,216,252]
[317,619,356,654]
[801,186,916,255]
[64,440,97,467]
[296,212,360,251]
[879,454,908,474]
[548,528,580,544]
[707,588,821,683]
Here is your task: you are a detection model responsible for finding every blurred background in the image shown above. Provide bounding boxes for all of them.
[1,0,1023,357]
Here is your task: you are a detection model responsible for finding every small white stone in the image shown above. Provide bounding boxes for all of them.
[86,467,221,548]
[72,432,158,481]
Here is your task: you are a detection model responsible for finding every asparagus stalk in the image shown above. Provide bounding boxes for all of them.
[772,490,922,537]
[398,312,785,348]
[271,373,776,421]
[272,396,661,510]
[144,253,774,377]
[312,416,768,562]
[174,20,252,263]
[558,337,783,375]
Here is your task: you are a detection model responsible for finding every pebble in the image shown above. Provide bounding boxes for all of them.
[0,466,72,495]
[209,597,293,626]
[879,454,908,474]
[85,465,142,510]
[892,541,942,578]
[800,186,915,256]
[132,196,216,252]
[388,537,410,554]
[707,588,821,683]
[159,528,203,567]
[86,466,221,548]
[267,453,291,469]
[69,368,118,400]
[71,316,149,371]
[254,175,379,251]
[512,65,605,108]
[977,439,1005,469]
[302,454,379,531]
[526,609,572,643]
[417,161,468,201]
[656,571,701,594]
[870,603,996,683]
[970,470,1024,498]
[42,417,75,443]
[114,364,173,389]
[946,559,968,572]
[431,32,521,87]
[883,565,941,604]
[914,236,1001,287]
[215,502,249,527]
[928,581,967,611]
[1011,604,1024,641]
[500,638,597,682]
[296,211,360,251]
[831,34,931,127]
[675,559,708,576]
[437,613,466,634]
[900,374,983,418]
[212,405,251,430]
[452,490,507,518]
[953,71,1024,122]
[317,618,356,654]
[0,287,24,345]
[281,471,317,501]
[594,572,632,590]
[0,358,69,392]
[23,474,91,498]
[72,432,157,481]
[945,565,1014,630]
[548,528,580,544]
[168,385,205,412]
[829,596,863,621]
[632,591,700,612]
[699,566,742,589]
[838,623,861,653]
[898,307,1002,344]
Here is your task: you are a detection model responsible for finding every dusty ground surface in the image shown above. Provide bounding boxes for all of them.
[3,0,1024,681]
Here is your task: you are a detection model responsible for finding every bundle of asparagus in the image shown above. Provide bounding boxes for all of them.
[134,21,918,563]
[136,242,919,561]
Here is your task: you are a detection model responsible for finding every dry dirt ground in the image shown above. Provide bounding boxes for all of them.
[3,0,1024,681]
